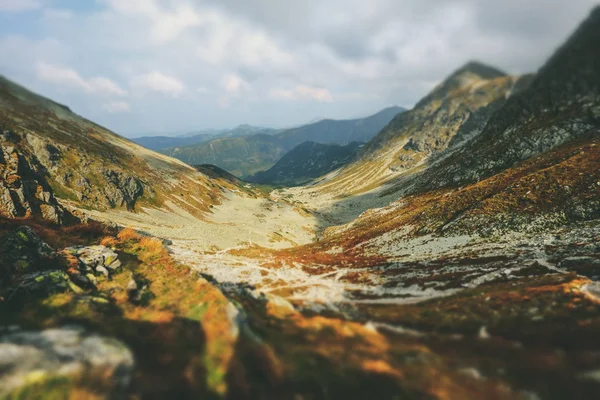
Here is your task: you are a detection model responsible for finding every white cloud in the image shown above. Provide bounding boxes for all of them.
[130,71,185,97]
[102,0,214,44]
[88,77,127,96]
[0,0,40,12]
[270,85,333,102]
[222,74,249,94]
[104,101,131,113]
[36,62,127,96]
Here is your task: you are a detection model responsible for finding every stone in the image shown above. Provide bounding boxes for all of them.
[0,226,55,287]
[6,271,73,301]
[106,259,122,271]
[75,246,119,273]
[96,265,110,278]
[0,326,134,397]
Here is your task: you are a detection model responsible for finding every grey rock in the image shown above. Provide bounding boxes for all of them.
[96,265,110,278]
[0,326,134,397]
[106,259,122,271]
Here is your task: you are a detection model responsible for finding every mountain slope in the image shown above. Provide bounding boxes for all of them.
[0,77,234,221]
[295,7,600,254]
[160,106,404,177]
[302,62,520,199]
[248,141,363,186]
[413,6,600,192]
[132,125,279,151]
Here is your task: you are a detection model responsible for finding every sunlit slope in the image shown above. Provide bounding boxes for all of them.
[0,77,237,221]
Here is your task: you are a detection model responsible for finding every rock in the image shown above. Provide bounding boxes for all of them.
[96,265,110,278]
[0,142,69,224]
[0,326,134,397]
[106,259,122,271]
[478,326,491,340]
[0,226,55,287]
[558,256,600,278]
[69,272,97,291]
[126,278,138,294]
[73,246,119,274]
[6,271,74,302]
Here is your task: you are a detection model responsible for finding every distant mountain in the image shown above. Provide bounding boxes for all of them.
[160,106,405,177]
[131,125,279,151]
[248,141,363,186]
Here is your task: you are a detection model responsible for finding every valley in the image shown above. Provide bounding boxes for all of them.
[0,4,599,400]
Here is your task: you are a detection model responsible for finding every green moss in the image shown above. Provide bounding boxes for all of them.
[14,259,29,272]
[5,375,74,400]
[16,231,29,242]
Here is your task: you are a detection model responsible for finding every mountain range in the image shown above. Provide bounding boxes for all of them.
[0,6,599,400]
[131,125,280,151]
[248,141,364,186]
[159,106,404,177]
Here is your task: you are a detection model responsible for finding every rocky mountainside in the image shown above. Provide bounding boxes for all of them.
[0,77,237,221]
[302,63,521,199]
[248,141,363,186]
[132,124,279,151]
[160,106,404,177]
[412,6,600,192]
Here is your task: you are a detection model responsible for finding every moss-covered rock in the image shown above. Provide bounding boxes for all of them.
[0,226,56,288]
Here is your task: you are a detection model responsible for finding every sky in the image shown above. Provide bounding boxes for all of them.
[0,0,597,137]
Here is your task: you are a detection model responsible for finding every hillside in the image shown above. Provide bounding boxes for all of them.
[131,125,279,151]
[248,141,363,186]
[0,77,240,222]
[292,63,521,204]
[160,106,404,177]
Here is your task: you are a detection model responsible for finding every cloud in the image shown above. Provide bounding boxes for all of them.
[36,62,127,96]
[104,101,131,113]
[0,0,40,12]
[130,71,185,97]
[270,85,333,102]
[3,0,598,134]
[222,74,249,94]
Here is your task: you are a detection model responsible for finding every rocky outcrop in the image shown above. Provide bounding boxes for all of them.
[64,245,122,278]
[0,225,123,299]
[0,226,56,288]
[0,132,69,223]
[0,326,134,397]
[102,170,144,210]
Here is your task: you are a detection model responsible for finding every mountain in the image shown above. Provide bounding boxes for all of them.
[0,76,235,223]
[160,106,404,177]
[131,125,279,151]
[303,7,600,247]
[300,62,520,199]
[248,141,363,186]
[412,7,600,192]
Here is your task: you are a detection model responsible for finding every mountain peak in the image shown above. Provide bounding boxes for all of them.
[414,61,507,108]
[452,61,507,80]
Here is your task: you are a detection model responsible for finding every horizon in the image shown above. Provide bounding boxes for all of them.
[0,0,597,137]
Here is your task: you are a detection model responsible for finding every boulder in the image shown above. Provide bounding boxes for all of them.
[66,245,121,276]
[0,226,55,287]
[0,326,134,397]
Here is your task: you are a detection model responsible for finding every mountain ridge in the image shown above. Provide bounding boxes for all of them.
[160,105,404,177]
